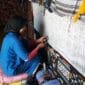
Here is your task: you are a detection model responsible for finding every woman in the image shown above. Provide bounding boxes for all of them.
[0,15,47,83]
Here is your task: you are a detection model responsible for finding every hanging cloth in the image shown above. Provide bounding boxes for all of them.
[73,0,85,23]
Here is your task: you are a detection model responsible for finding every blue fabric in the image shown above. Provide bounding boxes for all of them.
[0,32,40,76]
[15,55,40,75]
[36,70,46,82]
[36,70,61,85]
[42,79,61,85]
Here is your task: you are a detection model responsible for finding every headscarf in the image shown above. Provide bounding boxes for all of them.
[4,15,28,34]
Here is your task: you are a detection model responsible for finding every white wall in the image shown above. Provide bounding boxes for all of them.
[32,3,44,31]
[32,2,85,77]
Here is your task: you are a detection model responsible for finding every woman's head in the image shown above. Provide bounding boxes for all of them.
[4,15,28,35]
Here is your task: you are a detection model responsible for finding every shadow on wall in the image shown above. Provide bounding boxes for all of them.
[39,22,45,36]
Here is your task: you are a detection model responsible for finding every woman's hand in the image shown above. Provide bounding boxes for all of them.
[36,36,48,43]
[37,43,46,49]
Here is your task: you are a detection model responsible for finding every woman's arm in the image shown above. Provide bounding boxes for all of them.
[13,36,46,61]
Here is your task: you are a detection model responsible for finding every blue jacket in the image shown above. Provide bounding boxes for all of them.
[0,32,28,76]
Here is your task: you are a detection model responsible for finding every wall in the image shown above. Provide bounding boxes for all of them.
[32,3,44,31]
[32,2,85,77]
[0,0,29,26]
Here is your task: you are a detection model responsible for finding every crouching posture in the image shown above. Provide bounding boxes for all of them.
[0,15,47,83]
